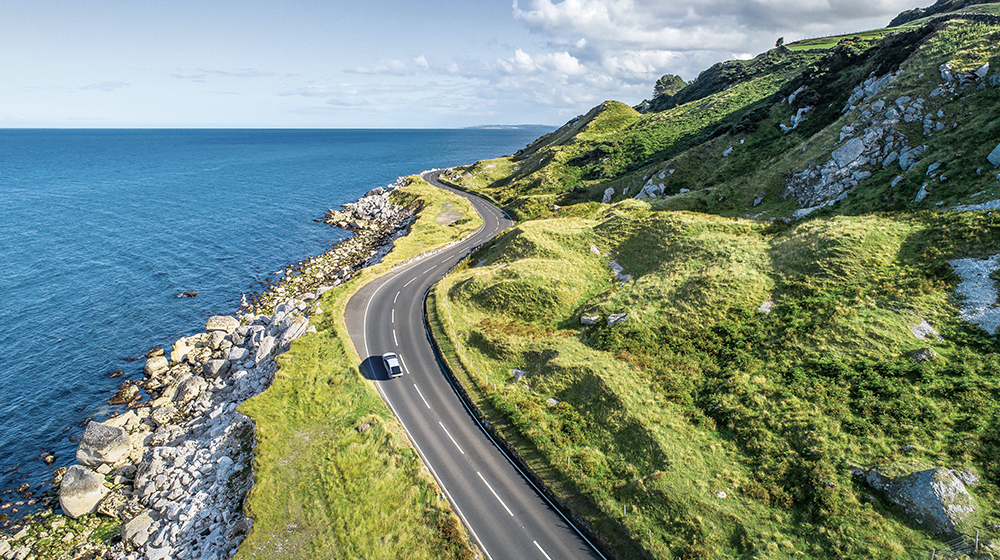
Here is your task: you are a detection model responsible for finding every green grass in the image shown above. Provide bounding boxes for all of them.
[786,29,896,51]
[377,175,483,270]
[430,205,1000,559]
[235,179,483,560]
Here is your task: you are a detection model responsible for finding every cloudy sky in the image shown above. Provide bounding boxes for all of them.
[1,0,922,128]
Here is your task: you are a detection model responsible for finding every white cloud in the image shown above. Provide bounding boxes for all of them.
[346,59,414,76]
[511,0,917,84]
[80,81,129,92]
[278,0,920,126]
[200,68,275,78]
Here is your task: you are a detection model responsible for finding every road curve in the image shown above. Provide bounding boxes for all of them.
[344,171,606,560]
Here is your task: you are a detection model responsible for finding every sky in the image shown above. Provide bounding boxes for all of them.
[1,0,925,128]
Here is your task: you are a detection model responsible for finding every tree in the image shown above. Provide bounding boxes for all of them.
[653,74,686,99]
[776,37,785,48]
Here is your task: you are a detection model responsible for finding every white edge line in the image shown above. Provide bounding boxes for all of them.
[363,277,493,560]
[373,380,493,560]
[413,384,431,409]
[439,421,465,455]
[477,471,514,517]
[534,541,553,560]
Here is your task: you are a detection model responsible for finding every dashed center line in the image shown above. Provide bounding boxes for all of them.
[391,308,395,323]
[398,354,410,374]
[423,265,437,274]
[413,384,431,409]
[393,290,400,303]
[403,277,417,287]
[393,329,398,346]
[533,541,553,560]
[477,471,514,517]
[439,422,464,455]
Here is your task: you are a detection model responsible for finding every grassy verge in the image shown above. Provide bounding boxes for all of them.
[235,176,482,560]
[428,206,1000,559]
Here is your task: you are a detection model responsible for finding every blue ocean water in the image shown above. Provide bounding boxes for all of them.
[0,128,548,513]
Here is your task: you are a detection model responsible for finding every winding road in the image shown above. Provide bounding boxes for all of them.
[344,171,606,560]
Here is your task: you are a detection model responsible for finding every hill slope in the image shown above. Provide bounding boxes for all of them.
[432,5,1000,559]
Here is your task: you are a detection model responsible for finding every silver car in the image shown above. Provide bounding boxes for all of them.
[382,352,403,378]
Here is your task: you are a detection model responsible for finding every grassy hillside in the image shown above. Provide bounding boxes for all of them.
[430,6,1000,559]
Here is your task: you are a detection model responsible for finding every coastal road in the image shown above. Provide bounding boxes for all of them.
[344,171,606,560]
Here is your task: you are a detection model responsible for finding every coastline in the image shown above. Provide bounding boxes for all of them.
[0,178,419,559]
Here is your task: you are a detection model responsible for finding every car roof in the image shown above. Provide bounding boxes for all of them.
[382,352,397,359]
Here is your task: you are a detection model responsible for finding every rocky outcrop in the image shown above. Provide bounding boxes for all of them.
[253,177,417,312]
[865,463,978,534]
[607,313,628,326]
[143,356,168,377]
[58,466,108,519]
[783,62,994,213]
[324,182,405,230]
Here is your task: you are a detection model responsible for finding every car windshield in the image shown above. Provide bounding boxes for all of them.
[384,354,401,375]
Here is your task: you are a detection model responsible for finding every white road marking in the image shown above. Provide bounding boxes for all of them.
[393,329,398,346]
[439,422,465,455]
[414,384,431,409]
[398,353,410,374]
[533,541,553,560]
[477,471,514,517]
[391,308,395,323]
[394,290,400,303]
[423,265,437,274]
[404,277,417,287]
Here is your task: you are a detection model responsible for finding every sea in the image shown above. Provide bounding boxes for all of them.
[0,127,550,516]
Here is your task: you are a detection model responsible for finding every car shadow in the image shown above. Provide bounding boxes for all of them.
[359,356,386,381]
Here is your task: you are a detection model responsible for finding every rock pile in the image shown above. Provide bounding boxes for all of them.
[324,184,402,230]
[252,178,417,313]
[41,300,319,560]
[634,168,675,199]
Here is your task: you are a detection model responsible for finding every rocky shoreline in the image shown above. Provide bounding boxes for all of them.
[0,178,418,560]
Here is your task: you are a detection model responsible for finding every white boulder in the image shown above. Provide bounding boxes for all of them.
[59,465,109,519]
[206,315,240,333]
[76,421,132,467]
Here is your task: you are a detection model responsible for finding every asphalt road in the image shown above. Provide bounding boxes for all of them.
[344,171,607,560]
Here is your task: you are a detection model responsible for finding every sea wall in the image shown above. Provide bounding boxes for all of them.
[0,179,417,559]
